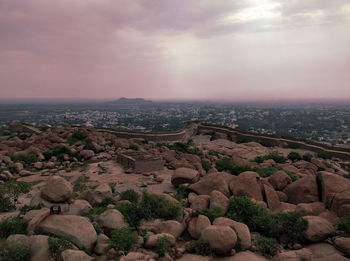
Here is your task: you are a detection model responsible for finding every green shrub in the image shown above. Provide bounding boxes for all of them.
[316,151,331,159]
[288,152,302,162]
[0,216,28,238]
[98,197,115,207]
[7,164,18,174]
[287,143,300,149]
[85,207,108,221]
[83,140,97,153]
[155,236,172,257]
[116,202,144,228]
[236,138,253,144]
[254,166,279,178]
[196,207,223,223]
[0,239,30,261]
[43,145,72,160]
[109,227,137,253]
[187,238,211,256]
[302,153,313,162]
[166,142,202,156]
[139,191,182,221]
[284,170,298,182]
[93,222,103,234]
[120,189,139,203]
[67,130,89,145]
[0,196,15,212]
[323,161,335,169]
[19,204,41,215]
[259,140,274,147]
[174,185,191,201]
[1,131,11,136]
[271,212,308,243]
[254,153,286,164]
[335,215,350,234]
[215,157,252,175]
[0,180,34,212]
[8,154,38,166]
[255,237,280,257]
[129,144,139,151]
[201,161,211,172]
[208,151,220,157]
[48,235,74,255]
[227,196,271,233]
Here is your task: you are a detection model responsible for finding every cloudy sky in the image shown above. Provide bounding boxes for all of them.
[1,0,350,101]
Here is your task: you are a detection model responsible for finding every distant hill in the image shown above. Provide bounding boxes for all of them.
[106,97,153,105]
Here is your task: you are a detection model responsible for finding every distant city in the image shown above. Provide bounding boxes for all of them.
[0,98,349,148]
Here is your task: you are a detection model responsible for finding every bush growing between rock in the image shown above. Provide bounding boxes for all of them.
[0,216,28,238]
[85,207,108,221]
[335,215,350,234]
[302,153,313,162]
[255,237,280,257]
[284,170,298,182]
[215,157,252,175]
[174,185,191,201]
[19,204,41,215]
[316,151,331,159]
[99,197,116,207]
[120,189,139,203]
[7,153,38,166]
[155,236,172,257]
[48,234,74,256]
[288,152,302,162]
[254,153,286,164]
[187,238,212,256]
[109,227,137,253]
[201,160,211,172]
[67,130,89,145]
[0,239,30,261]
[227,196,307,243]
[129,144,139,151]
[196,207,223,223]
[43,145,72,160]
[115,202,144,228]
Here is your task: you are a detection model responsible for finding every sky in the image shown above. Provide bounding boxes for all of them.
[0,0,350,101]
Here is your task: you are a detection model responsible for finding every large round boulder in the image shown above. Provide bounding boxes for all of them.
[41,176,73,203]
[268,171,292,191]
[171,168,199,187]
[283,176,318,204]
[190,172,231,197]
[35,214,97,251]
[230,171,263,201]
[96,209,128,230]
[201,225,237,255]
[304,216,335,242]
[61,249,94,261]
[187,215,211,239]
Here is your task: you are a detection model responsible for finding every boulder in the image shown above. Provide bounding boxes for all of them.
[304,216,335,242]
[272,249,313,261]
[210,190,229,214]
[40,176,73,203]
[333,237,350,256]
[145,233,176,248]
[317,171,350,217]
[190,172,231,197]
[230,171,263,201]
[311,158,327,170]
[23,208,50,235]
[69,199,92,216]
[176,254,213,261]
[158,220,185,238]
[268,171,292,191]
[283,176,318,204]
[80,184,113,207]
[36,214,97,251]
[80,150,95,160]
[201,225,237,255]
[93,234,109,255]
[29,235,50,261]
[263,184,280,210]
[305,243,345,259]
[187,215,211,239]
[96,209,128,230]
[295,202,325,216]
[61,249,94,261]
[190,195,210,211]
[215,251,267,260]
[313,254,349,261]
[120,252,156,261]
[293,161,318,174]
[171,168,199,187]
[213,217,251,249]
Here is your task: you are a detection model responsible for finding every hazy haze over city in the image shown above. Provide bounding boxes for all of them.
[1,0,350,101]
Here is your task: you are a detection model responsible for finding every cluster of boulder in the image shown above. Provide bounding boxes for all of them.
[0,125,350,261]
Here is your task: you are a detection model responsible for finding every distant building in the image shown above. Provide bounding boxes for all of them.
[117,151,164,172]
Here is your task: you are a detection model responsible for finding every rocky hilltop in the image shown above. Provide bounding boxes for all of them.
[0,123,350,261]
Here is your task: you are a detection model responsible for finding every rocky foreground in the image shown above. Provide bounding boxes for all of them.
[0,124,350,261]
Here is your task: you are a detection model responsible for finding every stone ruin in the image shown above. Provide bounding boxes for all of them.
[117,151,164,172]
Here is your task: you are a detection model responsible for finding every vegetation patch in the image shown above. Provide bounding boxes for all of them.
[195,207,223,223]
[19,204,41,215]
[0,239,30,261]
[43,145,72,161]
[0,216,28,238]
[335,215,350,234]
[255,237,280,257]
[287,152,302,162]
[215,157,252,175]
[129,144,139,151]
[0,180,35,212]
[316,151,331,159]
[173,185,191,201]
[116,202,144,228]
[6,153,38,166]
[155,236,172,257]
[302,153,313,162]
[165,142,202,156]
[108,227,137,253]
[67,130,89,145]
[187,238,212,256]
[201,160,211,172]
[84,207,108,221]
[98,197,116,207]
[254,153,286,164]
[72,176,87,193]
[48,234,74,256]
[227,196,307,243]
[119,189,139,203]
